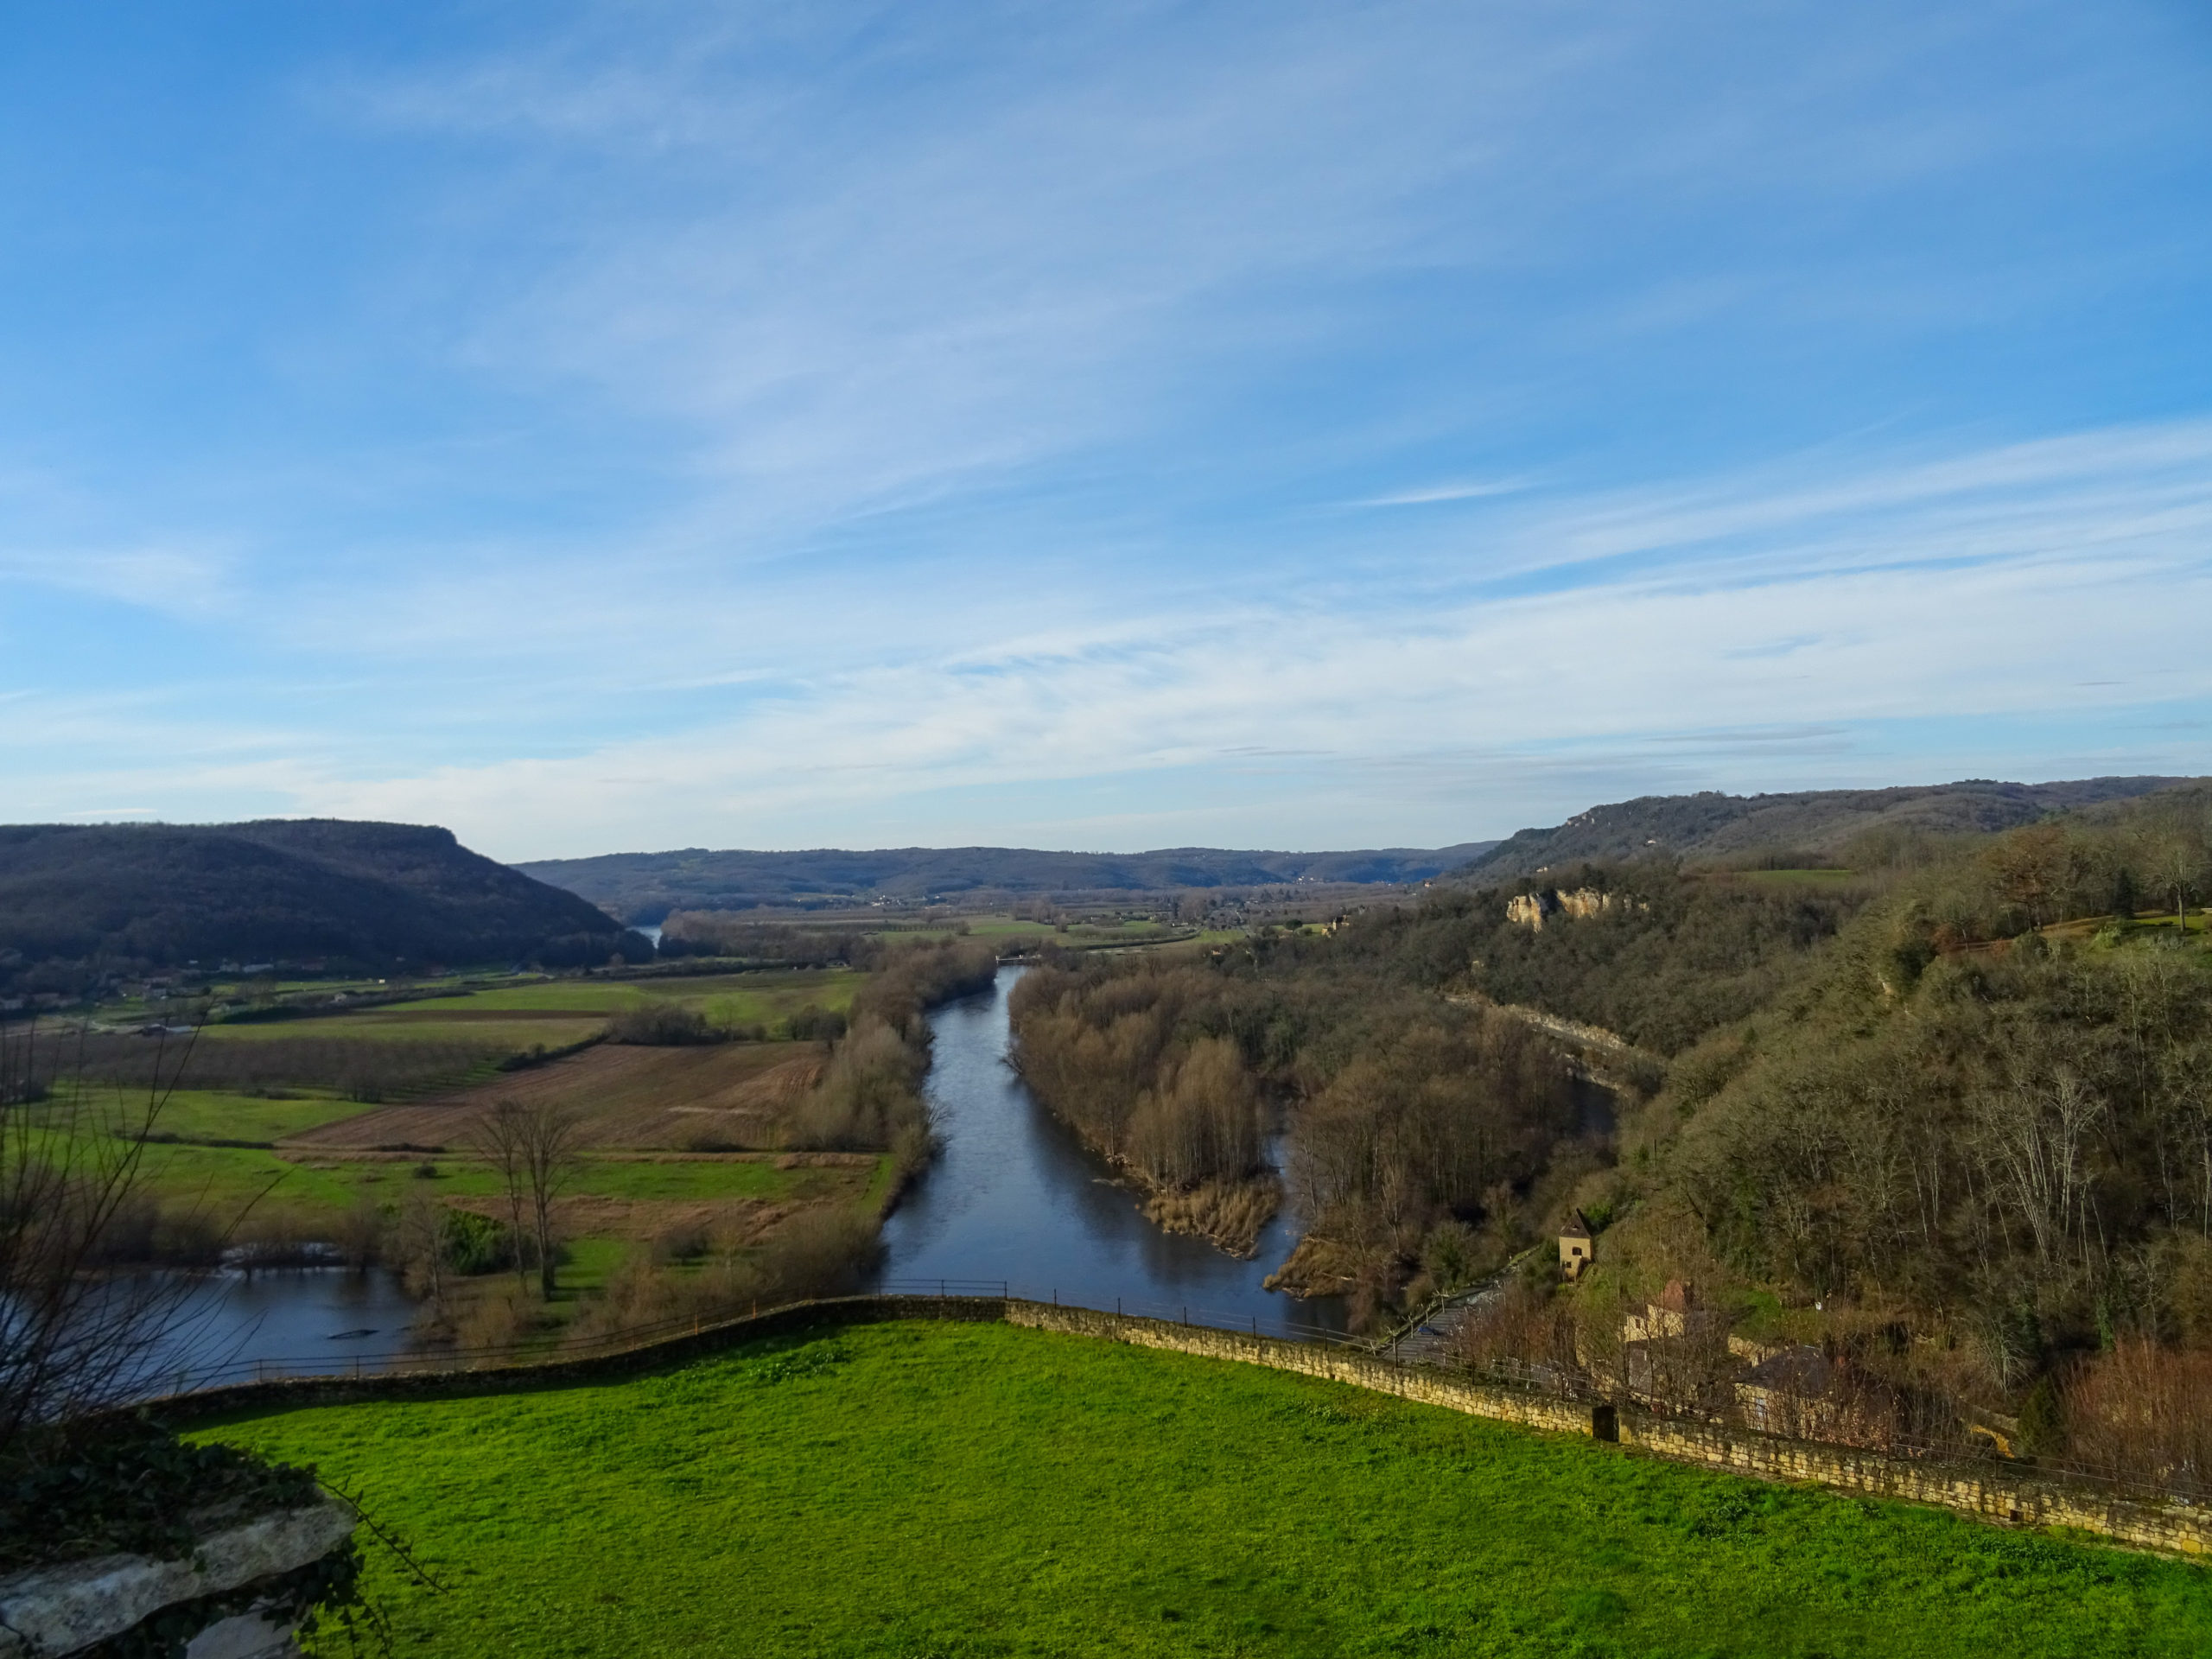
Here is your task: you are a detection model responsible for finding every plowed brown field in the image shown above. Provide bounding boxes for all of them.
[277,1040,826,1154]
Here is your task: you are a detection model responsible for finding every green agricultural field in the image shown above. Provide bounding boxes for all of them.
[416,969,865,1020]
[175,1147,853,1213]
[139,1090,378,1144]
[200,1320,2209,1659]
[195,1014,601,1048]
[35,1119,875,1239]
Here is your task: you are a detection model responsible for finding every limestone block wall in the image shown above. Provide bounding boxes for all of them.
[1618,1415,2212,1556]
[1004,1300,1599,1437]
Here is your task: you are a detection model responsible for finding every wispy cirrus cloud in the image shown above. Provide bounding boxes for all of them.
[1,3,2208,852]
[1351,480,1535,508]
[268,414,2212,856]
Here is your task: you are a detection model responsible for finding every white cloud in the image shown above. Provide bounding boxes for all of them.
[1352,481,1533,508]
[8,3,2209,854]
[276,416,2212,857]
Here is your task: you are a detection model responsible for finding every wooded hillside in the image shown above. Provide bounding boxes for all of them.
[0,820,650,988]
[1464,776,2196,880]
[1016,783,2212,1488]
[518,841,1497,922]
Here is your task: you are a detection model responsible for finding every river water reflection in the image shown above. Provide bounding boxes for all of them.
[880,965,1346,1337]
[115,1265,421,1391]
[120,963,1340,1388]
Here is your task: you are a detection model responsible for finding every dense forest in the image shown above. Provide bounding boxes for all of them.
[1008,860,1861,1294]
[0,821,650,992]
[1464,775,2195,880]
[1015,785,2212,1487]
[1561,789,2212,1478]
[1010,944,1581,1294]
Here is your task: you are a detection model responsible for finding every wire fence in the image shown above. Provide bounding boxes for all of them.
[129,1280,1372,1397]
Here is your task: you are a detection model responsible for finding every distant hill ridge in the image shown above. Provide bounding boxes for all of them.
[1462,776,2206,880]
[0,819,648,976]
[516,842,1500,923]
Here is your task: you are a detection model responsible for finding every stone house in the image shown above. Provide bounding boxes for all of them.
[1558,1212,1594,1280]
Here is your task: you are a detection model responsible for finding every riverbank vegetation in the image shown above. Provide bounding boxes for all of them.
[5,937,999,1359]
[195,1319,2212,1657]
[1010,954,1578,1281]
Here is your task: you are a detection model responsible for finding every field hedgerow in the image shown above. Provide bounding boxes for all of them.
[198,1319,2212,1658]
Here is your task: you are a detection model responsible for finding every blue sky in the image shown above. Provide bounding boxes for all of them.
[3,2,2210,860]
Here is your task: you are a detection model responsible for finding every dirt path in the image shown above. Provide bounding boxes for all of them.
[1382,1249,1541,1367]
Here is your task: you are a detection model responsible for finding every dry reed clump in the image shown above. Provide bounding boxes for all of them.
[1262,1234,1365,1300]
[650,1219,712,1263]
[1144,1177,1279,1258]
[564,1208,883,1348]
[450,1281,543,1361]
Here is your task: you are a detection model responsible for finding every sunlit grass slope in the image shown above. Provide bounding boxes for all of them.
[200,1320,2209,1658]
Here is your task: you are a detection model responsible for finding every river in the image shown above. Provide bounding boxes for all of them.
[880,964,1346,1337]
[118,960,1340,1387]
[94,1263,422,1392]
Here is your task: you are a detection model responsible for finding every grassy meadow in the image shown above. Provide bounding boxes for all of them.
[200,1319,2210,1659]
[41,963,895,1313]
[405,968,864,1026]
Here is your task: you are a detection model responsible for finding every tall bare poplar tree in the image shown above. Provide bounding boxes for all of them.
[470,1099,582,1302]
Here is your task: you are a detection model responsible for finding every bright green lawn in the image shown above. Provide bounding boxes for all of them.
[57,1135,847,1223]
[414,970,863,1020]
[194,1015,598,1047]
[147,1090,378,1143]
[201,1321,2209,1659]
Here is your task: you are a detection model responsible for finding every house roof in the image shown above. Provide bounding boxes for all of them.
[1745,1344,1833,1393]
[1559,1211,1592,1240]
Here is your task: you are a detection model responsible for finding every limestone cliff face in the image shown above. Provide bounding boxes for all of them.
[1505,887,1641,930]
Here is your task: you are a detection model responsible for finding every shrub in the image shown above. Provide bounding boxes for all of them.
[607,1004,721,1046]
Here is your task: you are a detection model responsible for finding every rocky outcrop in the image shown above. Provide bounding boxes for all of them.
[1504,887,1643,930]
[0,1501,354,1658]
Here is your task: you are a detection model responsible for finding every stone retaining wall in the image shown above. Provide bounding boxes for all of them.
[1004,1301,1599,1436]
[149,1293,2212,1555]
[1619,1415,2212,1555]
[1001,1300,2212,1555]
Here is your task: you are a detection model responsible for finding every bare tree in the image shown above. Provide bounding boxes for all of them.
[0,1018,232,1459]
[1972,1068,2107,1278]
[518,1104,584,1300]
[393,1186,449,1312]
[471,1100,535,1300]
[473,1099,585,1301]
[2148,830,2205,936]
